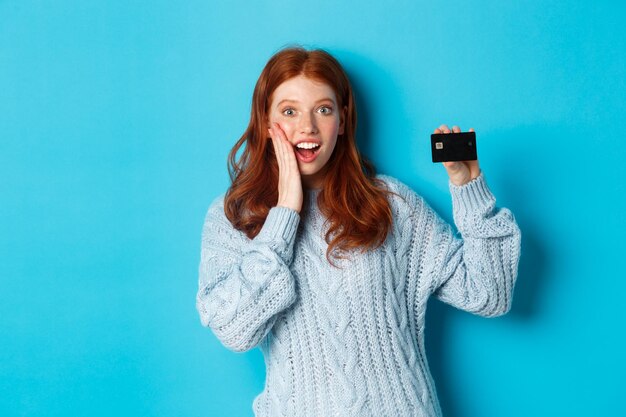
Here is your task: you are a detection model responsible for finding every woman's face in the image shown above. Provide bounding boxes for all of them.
[268,75,345,189]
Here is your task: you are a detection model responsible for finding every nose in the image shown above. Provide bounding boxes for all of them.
[298,112,318,134]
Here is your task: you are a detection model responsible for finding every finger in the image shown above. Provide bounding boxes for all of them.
[273,123,297,172]
[443,161,461,170]
[469,128,475,132]
[438,124,449,133]
[281,135,297,170]
[273,123,291,155]
[272,122,287,140]
[269,127,286,172]
[272,123,287,155]
[452,125,461,133]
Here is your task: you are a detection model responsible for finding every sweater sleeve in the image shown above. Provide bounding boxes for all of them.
[195,196,300,352]
[427,172,521,317]
[389,172,521,318]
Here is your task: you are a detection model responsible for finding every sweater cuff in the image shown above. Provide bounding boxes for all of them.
[449,171,496,221]
[256,206,300,244]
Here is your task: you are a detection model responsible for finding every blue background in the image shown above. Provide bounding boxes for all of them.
[1,1,624,416]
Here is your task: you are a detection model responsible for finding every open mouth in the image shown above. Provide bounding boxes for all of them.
[294,144,321,159]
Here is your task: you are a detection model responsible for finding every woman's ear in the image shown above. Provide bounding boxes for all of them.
[339,106,347,135]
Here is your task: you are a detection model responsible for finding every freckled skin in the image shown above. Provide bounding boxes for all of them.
[266,77,481,213]
[267,75,346,212]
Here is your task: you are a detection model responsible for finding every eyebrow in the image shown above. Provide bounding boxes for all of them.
[275,98,336,107]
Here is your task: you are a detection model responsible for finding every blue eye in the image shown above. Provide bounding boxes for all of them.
[282,108,295,116]
[318,106,333,115]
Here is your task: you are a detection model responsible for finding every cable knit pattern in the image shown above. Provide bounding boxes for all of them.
[196,172,521,417]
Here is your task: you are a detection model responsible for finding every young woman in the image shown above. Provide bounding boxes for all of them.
[196,46,521,417]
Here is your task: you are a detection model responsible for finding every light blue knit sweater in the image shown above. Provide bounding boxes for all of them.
[196,172,521,417]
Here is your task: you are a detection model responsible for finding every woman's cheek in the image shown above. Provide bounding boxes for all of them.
[277,120,296,140]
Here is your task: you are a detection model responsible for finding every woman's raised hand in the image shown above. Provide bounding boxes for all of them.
[434,124,481,186]
[269,122,303,213]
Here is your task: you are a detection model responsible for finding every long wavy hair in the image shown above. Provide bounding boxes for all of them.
[224,46,393,265]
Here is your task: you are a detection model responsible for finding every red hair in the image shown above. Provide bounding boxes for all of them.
[224,46,393,265]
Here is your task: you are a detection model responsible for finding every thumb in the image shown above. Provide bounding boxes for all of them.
[444,161,461,172]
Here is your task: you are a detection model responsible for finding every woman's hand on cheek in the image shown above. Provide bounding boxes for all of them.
[269,122,303,213]
[435,125,481,187]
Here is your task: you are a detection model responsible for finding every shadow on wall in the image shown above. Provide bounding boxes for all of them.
[335,49,550,416]
[424,125,550,417]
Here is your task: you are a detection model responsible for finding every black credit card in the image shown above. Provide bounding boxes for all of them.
[431,131,478,162]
